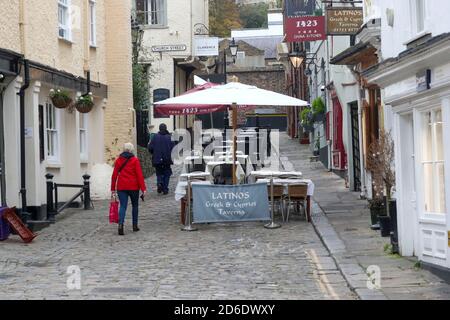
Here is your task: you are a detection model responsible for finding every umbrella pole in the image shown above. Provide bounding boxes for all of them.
[232,103,237,185]
[210,112,214,129]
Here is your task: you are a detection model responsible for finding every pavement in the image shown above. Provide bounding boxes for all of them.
[279,133,450,300]
[1,132,448,300]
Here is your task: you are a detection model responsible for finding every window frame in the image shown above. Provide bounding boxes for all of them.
[420,107,446,215]
[79,112,89,162]
[58,0,72,41]
[141,0,167,27]
[45,102,61,163]
[89,0,97,47]
[410,0,426,35]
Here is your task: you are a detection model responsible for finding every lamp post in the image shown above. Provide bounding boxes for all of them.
[223,38,239,128]
[289,50,305,138]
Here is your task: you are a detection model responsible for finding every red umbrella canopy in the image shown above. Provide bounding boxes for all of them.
[154,82,226,116]
[154,82,255,116]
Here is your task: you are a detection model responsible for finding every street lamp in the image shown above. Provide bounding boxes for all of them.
[229,38,239,63]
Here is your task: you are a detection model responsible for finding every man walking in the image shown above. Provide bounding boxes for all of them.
[148,123,175,195]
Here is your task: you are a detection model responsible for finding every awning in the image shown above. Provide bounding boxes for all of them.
[330,42,377,66]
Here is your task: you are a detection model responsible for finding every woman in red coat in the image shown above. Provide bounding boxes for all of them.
[111,143,147,235]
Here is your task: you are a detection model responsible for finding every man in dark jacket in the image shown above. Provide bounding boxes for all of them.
[148,123,175,195]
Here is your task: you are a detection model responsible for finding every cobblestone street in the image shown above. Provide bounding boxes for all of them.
[0,140,356,300]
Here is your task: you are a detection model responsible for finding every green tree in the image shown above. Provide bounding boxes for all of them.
[239,3,268,29]
[209,0,242,37]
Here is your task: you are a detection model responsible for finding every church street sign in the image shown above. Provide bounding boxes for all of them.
[151,45,187,53]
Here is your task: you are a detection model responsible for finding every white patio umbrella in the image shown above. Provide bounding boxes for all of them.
[155,82,309,184]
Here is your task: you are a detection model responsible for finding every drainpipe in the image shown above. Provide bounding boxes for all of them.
[0,88,6,207]
[18,59,30,220]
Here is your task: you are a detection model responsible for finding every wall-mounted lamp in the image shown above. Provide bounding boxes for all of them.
[229,38,239,63]
[289,51,306,69]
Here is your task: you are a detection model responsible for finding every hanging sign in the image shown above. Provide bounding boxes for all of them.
[285,0,316,17]
[326,7,364,35]
[285,16,326,42]
[192,183,271,223]
[193,37,219,57]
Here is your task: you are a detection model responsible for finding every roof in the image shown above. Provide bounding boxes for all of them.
[363,32,450,78]
[233,36,284,59]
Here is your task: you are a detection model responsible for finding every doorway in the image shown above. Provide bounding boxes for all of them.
[350,102,361,192]
[0,91,6,206]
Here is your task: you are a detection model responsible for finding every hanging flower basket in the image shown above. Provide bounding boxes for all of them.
[75,93,94,113]
[49,89,72,109]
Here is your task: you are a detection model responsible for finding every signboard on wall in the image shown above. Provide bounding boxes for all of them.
[416,69,431,92]
[192,183,271,223]
[285,16,326,42]
[153,88,170,118]
[193,37,219,57]
[326,7,364,35]
[285,0,315,17]
[151,45,187,53]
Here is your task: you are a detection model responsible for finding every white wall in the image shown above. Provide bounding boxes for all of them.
[366,0,450,60]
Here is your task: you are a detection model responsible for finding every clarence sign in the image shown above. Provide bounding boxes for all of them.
[284,16,326,42]
[192,183,271,223]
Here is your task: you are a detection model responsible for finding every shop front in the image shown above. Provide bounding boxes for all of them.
[366,34,450,271]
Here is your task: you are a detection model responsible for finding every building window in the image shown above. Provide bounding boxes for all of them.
[79,113,88,161]
[421,108,446,214]
[411,0,425,34]
[45,102,60,161]
[237,51,246,60]
[89,0,96,46]
[58,0,71,40]
[136,0,167,26]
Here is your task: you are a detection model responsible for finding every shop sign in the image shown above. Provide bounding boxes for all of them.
[151,45,187,53]
[192,183,271,223]
[193,37,219,57]
[285,16,326,43]
[416,69,431,92]
[326,7,364,35]
[285,0,315,17]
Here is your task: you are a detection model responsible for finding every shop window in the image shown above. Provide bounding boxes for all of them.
[421,108,446,213]
[79,113,88,161]
[58,0,72,41]
[45,103,60,162]
[89,0,96,46]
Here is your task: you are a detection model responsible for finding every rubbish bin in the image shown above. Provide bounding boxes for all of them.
[0,207,10,241]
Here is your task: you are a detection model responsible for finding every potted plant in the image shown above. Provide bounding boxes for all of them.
[311,97,326,123]
[367,130,396,238]
[75,93,94,113]
[300,107,314,132]
[49,88,72,109]
[368,196,384,230]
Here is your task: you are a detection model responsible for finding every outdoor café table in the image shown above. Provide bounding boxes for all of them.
[179,172,211,182]
[175,180,212,225]
[256,178,314,222]
[249,170,303,182]
[214,151,244,156]
[217,154,253,175]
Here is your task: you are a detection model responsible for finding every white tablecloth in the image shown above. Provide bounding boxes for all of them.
[256,178,315,196]
[249,170,303,183]
[175,181,212,201]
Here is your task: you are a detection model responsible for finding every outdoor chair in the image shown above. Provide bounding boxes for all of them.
[285,184,308,222]
[212,164,233,185]
[187,161,206,173]
[267,184,286,221]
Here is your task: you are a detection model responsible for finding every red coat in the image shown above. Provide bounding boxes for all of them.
[111,154,147,192]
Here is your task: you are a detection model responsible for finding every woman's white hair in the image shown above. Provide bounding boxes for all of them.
[123,142,135,154]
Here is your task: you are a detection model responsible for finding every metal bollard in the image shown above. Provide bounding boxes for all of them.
[45,173,55,223]
[82,174,91,210]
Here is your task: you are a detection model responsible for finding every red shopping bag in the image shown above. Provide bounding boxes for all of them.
[109,197,119,224]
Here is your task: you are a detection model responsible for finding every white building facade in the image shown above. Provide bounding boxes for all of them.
[364,0,450,270]
[133,0,210,133]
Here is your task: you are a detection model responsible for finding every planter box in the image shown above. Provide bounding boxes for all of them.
[379,215,391,237]
[313,112,326,123]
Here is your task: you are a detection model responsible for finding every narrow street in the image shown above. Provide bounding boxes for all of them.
[2,133,448,300]
[0,134,360,300]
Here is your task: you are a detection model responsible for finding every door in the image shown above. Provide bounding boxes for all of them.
[350,103,361,192]
[415,107,448,268]
[0,92,5,207]
[332,96,347,170]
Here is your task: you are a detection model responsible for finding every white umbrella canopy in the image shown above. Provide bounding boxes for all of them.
[154,82,309,107]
